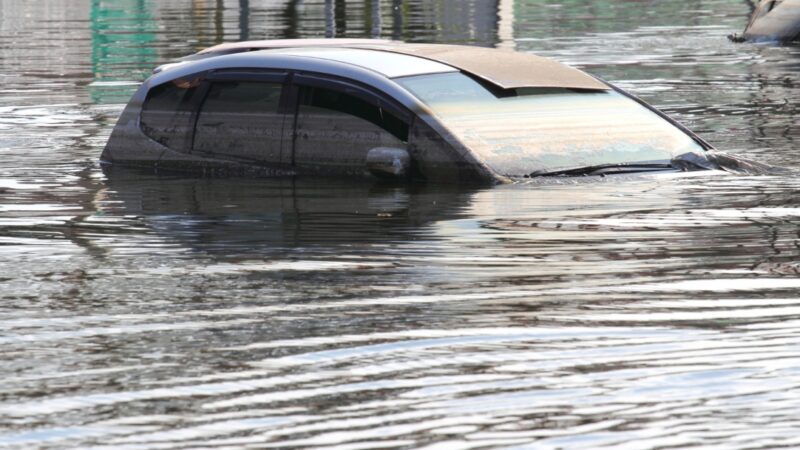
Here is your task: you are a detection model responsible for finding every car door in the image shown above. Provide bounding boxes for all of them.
[289,74,411,176]
[192,71,291,166]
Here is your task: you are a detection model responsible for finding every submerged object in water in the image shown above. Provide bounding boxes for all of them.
[737,0,800,43]
[102,39,723,184]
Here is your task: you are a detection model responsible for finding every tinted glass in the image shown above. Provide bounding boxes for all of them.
[398,72,707,176]
[303,87,408,142]
[140,82,198,151]
[193,81,284,162]
[294,86,408,173]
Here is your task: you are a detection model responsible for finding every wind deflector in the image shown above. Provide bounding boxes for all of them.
[363,44,610,91]
[193,39,394,57]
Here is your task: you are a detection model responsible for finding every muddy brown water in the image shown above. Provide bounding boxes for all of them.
[2,1,800,448]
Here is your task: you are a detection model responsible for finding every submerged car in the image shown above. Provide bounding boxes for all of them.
[739,0,800,43]
[102,39,722,184]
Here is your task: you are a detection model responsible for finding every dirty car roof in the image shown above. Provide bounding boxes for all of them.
[196,38,395,54]
[193,39,609,91]
[357,43,609,91]
[259,47,457,79]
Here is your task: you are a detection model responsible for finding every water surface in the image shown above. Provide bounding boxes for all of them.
[2,1,800,448]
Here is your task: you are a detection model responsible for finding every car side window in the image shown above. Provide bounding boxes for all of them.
[193,81,285,163]
[301,87,409,142]
[140,81,199,151]
[293,84,409,175]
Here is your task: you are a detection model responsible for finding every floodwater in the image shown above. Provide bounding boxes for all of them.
[2,0,800,448]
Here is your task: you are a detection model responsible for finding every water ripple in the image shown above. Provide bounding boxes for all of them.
[4,0,800,448]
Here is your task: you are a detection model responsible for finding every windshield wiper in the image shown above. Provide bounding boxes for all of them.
[528,162,675,178]
[528,154,716,178]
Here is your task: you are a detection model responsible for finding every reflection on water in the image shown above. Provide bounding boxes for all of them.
[90,0,157,91]
[3,0,800,448]
[97,168,474,253]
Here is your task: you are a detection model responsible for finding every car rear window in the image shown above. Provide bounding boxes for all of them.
[397,72,706,176]
[140,81,199,151]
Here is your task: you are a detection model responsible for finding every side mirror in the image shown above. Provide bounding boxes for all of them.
[365,147,411,179]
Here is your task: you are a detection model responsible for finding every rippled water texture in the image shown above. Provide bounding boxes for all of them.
[3,1,800,448]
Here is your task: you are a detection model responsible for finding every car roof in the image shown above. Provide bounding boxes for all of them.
[257,47,457,79]
[195,38,394,55]
[189,39,609,91]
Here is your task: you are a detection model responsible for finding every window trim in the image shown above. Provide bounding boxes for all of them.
[205,69,288,84]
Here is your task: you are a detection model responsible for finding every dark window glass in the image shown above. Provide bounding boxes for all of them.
[140,82,198,151]
[302,87,408,142]
[294,86,409,173]
[193,81,284,162]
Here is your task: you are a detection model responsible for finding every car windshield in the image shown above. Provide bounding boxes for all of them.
[396,72,707,176]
